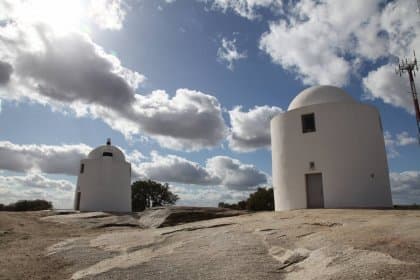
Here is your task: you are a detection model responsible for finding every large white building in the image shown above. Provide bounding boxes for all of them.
[271,85,393,211]
[74,139,132,212]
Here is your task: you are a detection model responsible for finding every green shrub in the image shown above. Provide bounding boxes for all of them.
[0,199,53,211]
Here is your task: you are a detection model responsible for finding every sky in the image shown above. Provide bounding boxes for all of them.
[0,0,419,209]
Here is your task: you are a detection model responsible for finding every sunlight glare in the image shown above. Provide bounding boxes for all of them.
[18,0,84,33]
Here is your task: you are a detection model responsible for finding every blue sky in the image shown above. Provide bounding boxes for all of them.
[0,0,419,208]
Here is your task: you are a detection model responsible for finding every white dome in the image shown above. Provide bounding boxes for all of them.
[88,143,125,161]
[288,85,355,111]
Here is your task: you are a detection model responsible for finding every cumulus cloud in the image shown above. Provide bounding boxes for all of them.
[363,63,418,113]
[132,89,227,151]
[259,0,419,89]
[0,141,91,175]
[206,156,268,189]
[172,184,249,207]
[0,172,74,191]
[228,105,282,152]
[217,37,247,70]
[384,131,417,158]
[133,152,268,190]
[0,172,75,209]
[134,151,216,185]
[125,149,147,164]
[396,131,418,146]
[87,0,128,30]
[0,61,13,84]
[210,0,282,20]
[0,3,227,151]
[390,170,420,205]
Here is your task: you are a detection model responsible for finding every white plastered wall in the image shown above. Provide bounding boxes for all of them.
[75,157,131,212]
[271,102,393,211]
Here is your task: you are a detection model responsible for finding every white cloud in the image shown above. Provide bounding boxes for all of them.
[131,89,227,151]
[217,37,247,70]
[259,0,420,88]
[133,151,268,190]
[0,172,74,191]
[0,173,75,209]
[87,0,128,30]
[384,131,417,158]
[125,149,147,164]
[0,4,228,151]
[0,141,91,175]
[206,156,268,189]
[363,63,418,113]
[134,151,216,185]
[228,105,282,152]
[172,184,249,207]
[210,0,282,20]
[395,131,417,146]
[390,170,420,205]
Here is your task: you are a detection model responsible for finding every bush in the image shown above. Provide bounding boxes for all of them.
[247,188,274,211]
[132,180,179,212]
[218,187,274,211]
[0,199,53,211]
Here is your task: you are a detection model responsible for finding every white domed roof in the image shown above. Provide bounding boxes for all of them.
[88,140,125,161]
[288,85,355,111]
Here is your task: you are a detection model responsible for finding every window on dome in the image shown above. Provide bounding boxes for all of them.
[103,152,113,157]
[302,113,316,133]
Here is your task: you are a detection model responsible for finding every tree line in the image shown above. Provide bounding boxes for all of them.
[0,199,53,211]
[218,187,274,211]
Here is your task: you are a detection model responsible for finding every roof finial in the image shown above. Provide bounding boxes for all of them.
[106,138,111,145]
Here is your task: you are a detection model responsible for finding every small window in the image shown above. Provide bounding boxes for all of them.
[103,152,113,157]
[80,163,84,174]
[302,113,316,133]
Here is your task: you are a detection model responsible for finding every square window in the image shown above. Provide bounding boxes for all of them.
[302,113,316,133]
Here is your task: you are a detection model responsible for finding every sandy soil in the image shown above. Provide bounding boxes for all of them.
[0,211,91,280]
[1,208,420,280]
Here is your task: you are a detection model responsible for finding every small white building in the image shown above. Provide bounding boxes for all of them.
[74,139,131,212]
[271,85,393,211]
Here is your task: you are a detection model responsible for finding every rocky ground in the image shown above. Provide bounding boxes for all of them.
[1,207,420,279]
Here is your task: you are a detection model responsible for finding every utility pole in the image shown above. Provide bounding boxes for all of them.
[396,51,420,144]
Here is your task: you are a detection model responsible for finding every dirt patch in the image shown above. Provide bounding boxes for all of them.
[0,211,89,280]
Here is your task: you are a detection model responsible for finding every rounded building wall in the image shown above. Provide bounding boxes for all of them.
[271,102,392,211]
[75,153,131,213]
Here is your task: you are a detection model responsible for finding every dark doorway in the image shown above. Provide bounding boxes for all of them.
[75,191,81,210]
[306,173,324,208]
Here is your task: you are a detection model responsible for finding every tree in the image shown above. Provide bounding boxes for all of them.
[246,188,274,211]
[218,187,274,211]
[131,180,179,212]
